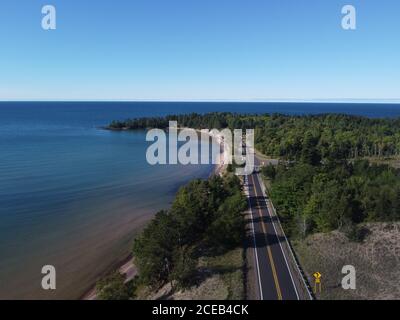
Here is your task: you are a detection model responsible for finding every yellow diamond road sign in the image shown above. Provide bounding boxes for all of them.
[313,272,322,283]
[313,272,322,293]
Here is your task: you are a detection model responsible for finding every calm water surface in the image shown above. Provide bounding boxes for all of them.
[0,102,399,299]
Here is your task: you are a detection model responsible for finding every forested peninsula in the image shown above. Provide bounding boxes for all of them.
[109,112,400,159]
[102,112,400,300]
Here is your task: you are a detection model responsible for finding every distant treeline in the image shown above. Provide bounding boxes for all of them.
[96,174,246,299]
[109,112,400,160]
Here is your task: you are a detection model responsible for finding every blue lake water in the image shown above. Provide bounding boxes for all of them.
[0,101,399,299]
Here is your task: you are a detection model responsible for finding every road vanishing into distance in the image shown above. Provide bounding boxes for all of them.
[245,170,300,300]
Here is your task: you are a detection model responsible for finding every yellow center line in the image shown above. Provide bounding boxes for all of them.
[250,174,283,300]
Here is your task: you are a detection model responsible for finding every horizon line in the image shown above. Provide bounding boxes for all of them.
[1,99,400,104]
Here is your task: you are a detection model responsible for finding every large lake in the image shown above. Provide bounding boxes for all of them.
[0,102,399,299]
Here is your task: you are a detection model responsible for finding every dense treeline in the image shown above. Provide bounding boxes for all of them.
[263,160,400,239]
[96,174,247,299]
[109,112,400,161]
[133,174,246,287]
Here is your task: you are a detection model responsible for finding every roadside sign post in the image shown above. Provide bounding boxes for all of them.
[313,272,322,294]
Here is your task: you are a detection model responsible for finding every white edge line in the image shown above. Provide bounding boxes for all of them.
[245,175,264,300]
[255,173,301,300]
[270,199,314,300]
[256,172,313,300]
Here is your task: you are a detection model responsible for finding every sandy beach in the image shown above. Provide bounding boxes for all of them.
[82,256,138,300]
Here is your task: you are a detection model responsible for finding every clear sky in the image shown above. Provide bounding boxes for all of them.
[0,0,399,101]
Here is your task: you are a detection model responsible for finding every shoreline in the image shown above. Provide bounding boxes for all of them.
[82,131,226,300]
[81,254,137,300]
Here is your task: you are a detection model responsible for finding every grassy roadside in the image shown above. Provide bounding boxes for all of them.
[292,223,400,300]
[199,246,245,300]
[135,246,245,300]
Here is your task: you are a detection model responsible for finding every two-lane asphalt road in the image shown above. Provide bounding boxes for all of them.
[245,171,299,300]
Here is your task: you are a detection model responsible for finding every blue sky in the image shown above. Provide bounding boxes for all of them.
[0,0,399,101]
